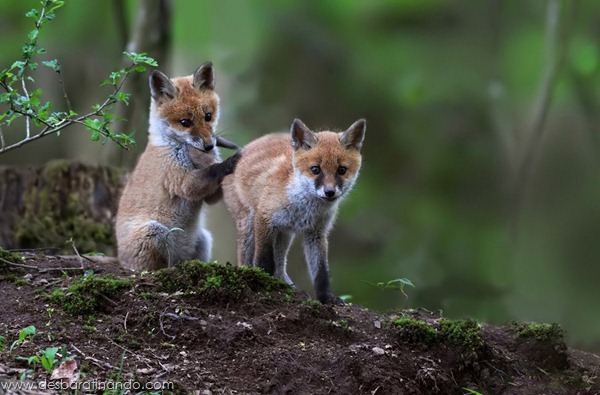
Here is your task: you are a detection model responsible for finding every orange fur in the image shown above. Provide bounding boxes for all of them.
[116,63,240,271]
[223,119,365,303]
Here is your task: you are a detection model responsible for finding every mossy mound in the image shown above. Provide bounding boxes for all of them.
[392,316,438,344]
[439,318,485,365]
[50,274,134,316]
[154,260,293,304]
[511,321,569,371]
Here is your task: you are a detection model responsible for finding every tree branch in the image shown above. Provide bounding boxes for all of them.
[510,0,577,234]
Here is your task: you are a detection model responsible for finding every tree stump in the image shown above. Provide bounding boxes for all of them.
[0,160,126,255]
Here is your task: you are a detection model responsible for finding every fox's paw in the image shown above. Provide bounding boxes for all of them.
[223,151,242,174]
[317,292,346,306]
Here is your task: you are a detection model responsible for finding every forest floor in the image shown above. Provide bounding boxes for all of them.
[0,250,599,395]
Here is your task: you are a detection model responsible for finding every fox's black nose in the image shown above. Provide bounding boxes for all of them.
[324,189,336,198]
[204,142,214,151]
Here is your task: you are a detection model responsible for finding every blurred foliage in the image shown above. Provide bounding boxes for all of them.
[2,0,600,353]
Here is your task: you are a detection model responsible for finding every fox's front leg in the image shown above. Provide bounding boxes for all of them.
[178,152,241,200]
[252,213,275,275]
[303,232,343,305]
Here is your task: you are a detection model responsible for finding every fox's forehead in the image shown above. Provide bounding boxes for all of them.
[157,76,219,117]
[295,131,361,169]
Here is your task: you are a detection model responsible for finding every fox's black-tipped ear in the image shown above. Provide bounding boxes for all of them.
[193,61,215,90]
[149,70,176,100]
[340,119,366,151]
[290,119,318,151]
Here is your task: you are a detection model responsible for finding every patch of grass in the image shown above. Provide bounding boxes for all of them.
[2,273,30,286]
[154,260,293,303]
[392,316,438,344]
[50,274,133,316]
[439,319,485,364]
[512,322,565,343]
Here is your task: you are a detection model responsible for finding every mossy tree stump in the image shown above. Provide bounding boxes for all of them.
[0,160,126,254]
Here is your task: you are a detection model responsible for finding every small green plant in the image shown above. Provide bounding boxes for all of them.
[0,335,6,352]
[25,346,59,373]
[0,0,157,154]
[463,389,485,395]
[10,325,36,351]
[364,277,415,298]
[83,325,97,333]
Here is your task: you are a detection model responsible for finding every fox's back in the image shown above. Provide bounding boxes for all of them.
[227,133,293,209]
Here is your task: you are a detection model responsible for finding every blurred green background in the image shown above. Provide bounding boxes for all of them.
[2,1,600,352]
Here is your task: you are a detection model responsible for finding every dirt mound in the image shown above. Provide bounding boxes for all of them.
[0,251,599,394]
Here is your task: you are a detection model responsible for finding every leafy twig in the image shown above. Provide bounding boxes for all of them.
[0,1,157,155]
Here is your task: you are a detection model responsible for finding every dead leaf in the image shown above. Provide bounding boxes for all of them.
[50,359,77,382]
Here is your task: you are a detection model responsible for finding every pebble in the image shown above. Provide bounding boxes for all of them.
[372,347,385,356]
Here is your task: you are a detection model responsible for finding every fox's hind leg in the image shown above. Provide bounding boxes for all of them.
[235,210,254,266]
[119,220,172,271]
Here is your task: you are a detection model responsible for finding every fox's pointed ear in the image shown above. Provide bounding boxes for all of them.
[290,119,318,151]
[340,119,366,151]
[193,61,215,90]
[149,70,176,100]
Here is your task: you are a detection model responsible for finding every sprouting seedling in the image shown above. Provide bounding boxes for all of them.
[10,325,36,352]
[363,277,415,299]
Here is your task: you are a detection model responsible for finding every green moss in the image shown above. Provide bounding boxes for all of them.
[439,318,485,362]
[512,322,565,342]
[0,247,23,270]
[50,274,133,316]
[7,275,30,286]
[154,260,293,303]
[392,316,438,344]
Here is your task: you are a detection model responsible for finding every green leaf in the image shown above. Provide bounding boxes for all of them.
[43,347,59,362]
[27,356,39,365]
[27,29,39,42]
[25,9,39,19]
[42,59,60,72]
[91,130,100,141]
[115,92,130,105]
[20,325,36,340]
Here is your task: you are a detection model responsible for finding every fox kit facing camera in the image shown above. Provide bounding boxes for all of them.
[222,119,366,304]
[116,62,240,271]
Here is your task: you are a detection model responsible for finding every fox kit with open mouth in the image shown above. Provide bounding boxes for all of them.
[223,119,366,304]
[116,62,240,271]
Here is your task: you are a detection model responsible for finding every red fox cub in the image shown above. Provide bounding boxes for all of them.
[222,119,366,304]
[116,62,240,271]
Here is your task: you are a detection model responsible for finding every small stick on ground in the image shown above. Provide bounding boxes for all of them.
[71,344,115,370]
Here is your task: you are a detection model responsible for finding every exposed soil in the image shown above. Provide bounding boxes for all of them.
[0,252,599,395]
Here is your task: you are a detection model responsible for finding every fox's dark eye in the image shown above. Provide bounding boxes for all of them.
[310,166,321,175]
[204,112,212,122]
[337,166,347,175]
[180,119,192,128]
